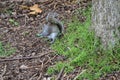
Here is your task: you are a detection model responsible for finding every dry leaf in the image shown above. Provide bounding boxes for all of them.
[29,4,42,15]
[29,12,36,15]
[20,65,29,69]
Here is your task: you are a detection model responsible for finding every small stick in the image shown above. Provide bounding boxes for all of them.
[56,66,65,80]
[0,53,48,62]
[44,55,56,65]
[1,14,25,19]
[29,73,37,80]
[37,73,42,80]
[23,14,27,27]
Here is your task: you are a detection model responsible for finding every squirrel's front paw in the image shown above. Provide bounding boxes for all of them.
[36,33,43,38]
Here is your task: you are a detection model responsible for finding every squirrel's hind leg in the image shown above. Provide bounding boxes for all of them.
[47,33,58,43]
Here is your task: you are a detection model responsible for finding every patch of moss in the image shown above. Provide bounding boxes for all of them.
[0,42,16,57]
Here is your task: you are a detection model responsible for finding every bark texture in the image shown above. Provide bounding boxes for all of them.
[92,0,120,49]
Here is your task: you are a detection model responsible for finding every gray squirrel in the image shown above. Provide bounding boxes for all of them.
[37,12,64,43]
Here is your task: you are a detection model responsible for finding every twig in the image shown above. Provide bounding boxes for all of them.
[0,53,48,62]
[56,66,65,80]
[23,14,27,27]
[0,65,7,80]
[44,55,56,65]
[40,61,44,71]
[73,69,86,80]
[37,59,45,80]
[1,14,25,19]
[37,73,42,80]
[29,73,37,80]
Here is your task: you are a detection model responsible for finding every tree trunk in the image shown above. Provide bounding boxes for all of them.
[92,0,120,49]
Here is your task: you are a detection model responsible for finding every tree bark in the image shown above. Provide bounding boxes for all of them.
[92,0,120,49]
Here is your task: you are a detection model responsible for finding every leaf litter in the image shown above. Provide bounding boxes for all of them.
[0,0,120,80]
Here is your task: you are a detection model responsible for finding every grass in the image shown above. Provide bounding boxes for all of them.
[0,42,15,57]
[47,8,120,80]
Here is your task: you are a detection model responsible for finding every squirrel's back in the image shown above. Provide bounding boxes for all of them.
[46,12,64,34]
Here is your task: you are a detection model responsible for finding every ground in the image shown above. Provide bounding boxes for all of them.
[0,0,120,80]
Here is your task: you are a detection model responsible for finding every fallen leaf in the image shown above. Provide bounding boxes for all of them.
[20,65,29,69]
[29,4,42,15]
[29,12,36,15]
[30,4,39,10]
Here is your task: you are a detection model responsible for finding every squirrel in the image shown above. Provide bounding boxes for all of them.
[37,12,64,43]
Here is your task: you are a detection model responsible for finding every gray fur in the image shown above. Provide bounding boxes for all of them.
[38,12,64,43]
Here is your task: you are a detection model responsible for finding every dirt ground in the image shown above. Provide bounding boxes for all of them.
[0,0,120,80]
